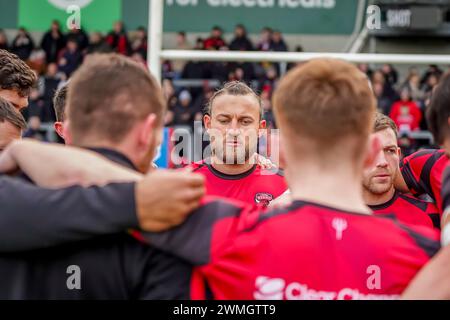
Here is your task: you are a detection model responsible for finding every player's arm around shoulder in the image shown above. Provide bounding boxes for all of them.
[0,140,142,188]
[137,196,259,266]
[0,164,206,252]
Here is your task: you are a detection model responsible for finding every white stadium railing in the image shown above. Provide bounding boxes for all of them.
[160,50,450,65]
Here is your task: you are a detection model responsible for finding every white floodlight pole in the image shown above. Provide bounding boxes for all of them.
[148,0,164,83]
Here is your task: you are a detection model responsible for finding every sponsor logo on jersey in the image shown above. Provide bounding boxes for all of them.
[254,276,399,300]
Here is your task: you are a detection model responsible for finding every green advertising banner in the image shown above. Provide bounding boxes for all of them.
[0,0,18,29]
[162,0,359,34]
[5,0,360,35]
[18,0,121,32]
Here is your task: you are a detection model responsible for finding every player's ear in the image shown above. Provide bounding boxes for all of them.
[140,114,158,148]
[363,134,382,170]
[54,122,65,140]
[204,114,211,131]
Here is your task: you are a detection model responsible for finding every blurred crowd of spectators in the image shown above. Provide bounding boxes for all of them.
[0,22,294,132]
[0,21,445,153]
[360,63,444,153]
[0,21,151,138]
[162,25,299,131]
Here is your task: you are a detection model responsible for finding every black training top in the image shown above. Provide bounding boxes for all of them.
[0,148,191,299]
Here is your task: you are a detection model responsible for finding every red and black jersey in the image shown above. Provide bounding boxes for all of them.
[369,190,440,229]
[187,160,288,207]
[441,166,450,213]
[401,149,449,212]
[143,197,440,300]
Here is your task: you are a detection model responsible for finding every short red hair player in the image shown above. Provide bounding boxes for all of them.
[143,59,441,299]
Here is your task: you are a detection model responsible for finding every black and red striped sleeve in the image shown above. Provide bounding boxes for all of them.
[401,149,447,202]
[441,166,450,213]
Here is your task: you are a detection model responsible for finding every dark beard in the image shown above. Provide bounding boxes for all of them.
[212,145,253,165]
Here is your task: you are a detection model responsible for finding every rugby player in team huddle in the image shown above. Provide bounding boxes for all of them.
[1,55,449,300]
[363,113,440,229]
[187,81,287,207]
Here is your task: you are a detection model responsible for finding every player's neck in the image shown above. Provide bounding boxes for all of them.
[210,155,255,176]
[363,186,396,206]
[287,162,372,215]
[78,141,141,172]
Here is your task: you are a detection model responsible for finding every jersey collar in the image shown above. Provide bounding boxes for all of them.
[367,190,400,211]
[207,163,257,180]
[86,147,138,171]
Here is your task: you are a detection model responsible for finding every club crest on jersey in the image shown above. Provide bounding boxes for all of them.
[255,193,274,205]
[332,218,348,240]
